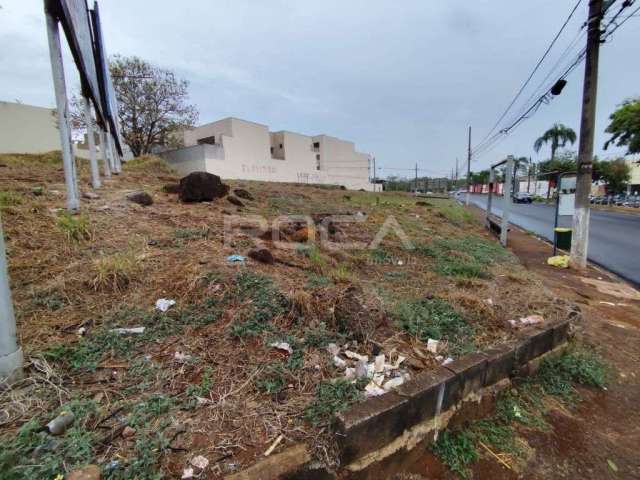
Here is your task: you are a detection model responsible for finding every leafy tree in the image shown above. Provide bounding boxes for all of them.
[538,150,577,175]
[110,55,198,157]
[593,158,631,194]
[604,98,640,154]
[533,123,577,161]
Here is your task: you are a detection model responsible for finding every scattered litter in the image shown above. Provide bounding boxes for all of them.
[174,352,192,363]
[344,367,356,380]
[269,341,293,355]
[110,327,145,335]
[190,455,209,470]
[226,254,245,263]
[364,382,386,397]
[105,460,120,473]
[374,354,385,373]
[392,355,406,369]
[155,298,176,312]
[442,357,453,366]
[426,338,440,354]
[547,255,570,268]
[333,356,347,368]
[355,359,369,379]
[383,375,407,390]
[397,260,404,266]
[509,314,544,328]
[326,343,340,356]
[77,327,86,336]
[344,350,368,362]
[485,298,494,306]
[264,434,284,457]
[47,411,75,435]
[181,467,194,479]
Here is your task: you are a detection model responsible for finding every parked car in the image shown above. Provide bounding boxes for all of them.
[513,192,533,203]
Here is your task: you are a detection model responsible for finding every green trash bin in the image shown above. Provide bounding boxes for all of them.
[554,228,572,250]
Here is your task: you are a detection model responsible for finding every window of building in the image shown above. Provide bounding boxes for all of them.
[313,142,320,149]
[316,154,320,160]
[270,147,274,155]
[197,135,216,145]
[279,144,283,149]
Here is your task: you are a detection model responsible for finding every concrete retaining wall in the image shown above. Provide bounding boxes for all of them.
[224,318,572,480]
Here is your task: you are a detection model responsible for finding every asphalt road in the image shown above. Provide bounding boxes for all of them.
[466,194,640,286]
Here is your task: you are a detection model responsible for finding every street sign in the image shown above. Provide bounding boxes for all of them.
[559,193,575,216]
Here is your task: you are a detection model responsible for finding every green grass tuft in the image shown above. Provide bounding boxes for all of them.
[304,379,364,425]
[432,431,478,479]
[394,298,475,355]
[57,211,92,242]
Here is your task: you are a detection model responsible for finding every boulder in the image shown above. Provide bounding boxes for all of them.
[126,190,153,206]
[226,195,244,207]
[178,172,229,202]
[248,248,275,264]
[233,188,254,201]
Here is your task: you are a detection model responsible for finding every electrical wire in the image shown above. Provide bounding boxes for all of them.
[474,0,584,150]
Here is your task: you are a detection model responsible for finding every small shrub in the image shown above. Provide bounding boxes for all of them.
[369,248,393,264]
[431,430,478,479]
[330,264,353,283]
[57,212,92,242]
[92,248,142,291]
[394,298,475,355]
[304,379,364,425]
[30,288,66,310]
[174,227,209,240]
[305,274,332,289]
[256,363,287,394]
[186,367,214,398]
[123,155,175,174]
[304,322,333,348]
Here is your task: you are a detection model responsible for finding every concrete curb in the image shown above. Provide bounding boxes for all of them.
[226,318,572,479]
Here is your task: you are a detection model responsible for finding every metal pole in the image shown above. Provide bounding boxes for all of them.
[466,126,471,205]
[373,157,376,193]
[45,8,79,212]
[486,167,495,228]
[500,156,514,246]
[83,97,101,189]
[100,129,111,178]
[105,123,118,174]
[571,0,602,269]
[0,214,22,385]
[415,163,418,195]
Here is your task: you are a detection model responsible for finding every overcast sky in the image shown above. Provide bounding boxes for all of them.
[1,1,638,177]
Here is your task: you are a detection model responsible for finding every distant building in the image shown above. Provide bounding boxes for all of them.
[161,117,373,191]
[626,157,640,194]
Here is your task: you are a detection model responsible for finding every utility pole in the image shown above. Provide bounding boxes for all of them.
[455,157,459,184]
[571,0,603,269]
[0,214,22,384]
[466,127,471,205]
[527,156,532,193]
[501,156,515,247]
[415,163,418,194]
[373,156,377,192]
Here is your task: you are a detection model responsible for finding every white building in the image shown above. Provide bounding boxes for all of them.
[162,117,374,190]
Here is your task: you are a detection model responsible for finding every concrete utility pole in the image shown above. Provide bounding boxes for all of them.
[500,156,515,246]
[83,97,101,189]
[571,0,603,269]
[466,126,471,205]
[415,163,418,194]
[372,156,377,192]
[45,6,80,212]
[0,215,22,385]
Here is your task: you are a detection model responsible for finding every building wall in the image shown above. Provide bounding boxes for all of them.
[0,101,61,154]
[171,117,373,190]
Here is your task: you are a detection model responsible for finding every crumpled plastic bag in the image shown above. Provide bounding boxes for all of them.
[547,255,570,268]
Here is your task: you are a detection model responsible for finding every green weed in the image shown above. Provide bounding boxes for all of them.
[432,431,478,479]
[229,271,288,337]
[57,211,92,242]
[304,379,364,426]
[0,191,23,208]
[30,288,66,310]
[304,322,333,348]
[256,363,287,394]
[174,227,209,240]
[0,398,99,480]
[394,298,475,356]
[186,367,214,398]
[417,236,511,279]
[369,248,393,264]
[305,274,332,289]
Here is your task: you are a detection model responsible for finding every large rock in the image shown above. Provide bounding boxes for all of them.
[126,190,153,206]
[178,172,229,202]
[248,248,275,264]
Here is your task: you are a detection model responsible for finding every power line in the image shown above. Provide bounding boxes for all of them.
[474,0,584,150]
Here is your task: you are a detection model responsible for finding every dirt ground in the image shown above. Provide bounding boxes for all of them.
[392,211,640,479]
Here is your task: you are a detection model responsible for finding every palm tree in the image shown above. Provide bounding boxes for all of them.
[534,123,577,200]
[533,123,577,161]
